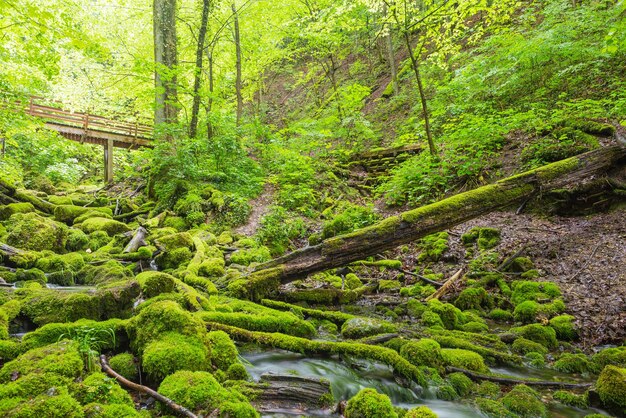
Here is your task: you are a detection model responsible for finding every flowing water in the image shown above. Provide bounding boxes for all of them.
[241,348,610,418]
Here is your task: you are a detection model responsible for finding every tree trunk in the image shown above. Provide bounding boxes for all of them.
[232,2,243,126]
[189,0,211,138]
[206,49,214,140]
[231,146,626,300]
[383,4,399,96]
[153,0,179,128]
[403,31,435,155]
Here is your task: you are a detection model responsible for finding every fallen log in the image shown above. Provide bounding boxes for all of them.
[0,242,23,257]
[251,373,333,411]
[229,146,626,300]
[445,366,592,389]
[99,355,199,418]
[123,226,148,253]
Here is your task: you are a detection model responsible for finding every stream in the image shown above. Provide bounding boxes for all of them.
[240,348,610,418]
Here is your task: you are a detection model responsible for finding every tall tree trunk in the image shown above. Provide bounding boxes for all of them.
[206,49,214,140]
[189,0,211,138]
[153,0,179,128]
[383,4,399,96]
[403,31,435,156]
[232,2,243,126]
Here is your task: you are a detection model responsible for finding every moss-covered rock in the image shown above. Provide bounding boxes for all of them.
[229,246,272,266]
[553,390,589,409]
[0,341,83,382]
[592,346,626,370]
[417,232,449,262]
[136,271,176,298]
[405,406,437,417]
[66,229,90,252]
[462,227,501,250]
[510,324,558,349]
[78,261,132,286]
[549,314,577,341]
[595,365,626,410]
[553,353,592,374]
[54,205,112,224]
[341,317,397,339]
[6,213,67,252]
[511,281,561,305]
[400,338,443,370]
[82,403,143,417]
[440,348,488,372]
[142,332,209,381]
[108,353,137,381]
[206,330,239,371]
[0,393,84,417]
[455,287,491,311]
[0,203,35,220]
[345,388,398,418]
[502,384,547,417]
[155,247,193,270]
[512,338,549,355]
[198,257,226,277]
[158,370,258,417]
[476,398,516,418]
[489,308,514,322]
[447,372,474,397]
[79,217,130,236]
[72,372,134,406]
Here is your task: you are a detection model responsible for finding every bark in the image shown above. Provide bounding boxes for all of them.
[0,243,23,258]
[189,0,211,138]
[232,2,243,126]
[425,268,464,301]
[153,0,179,127]
[445,366,592,389]
[252,374,332,411]
[235,146,626,299]
[100,355,198,418]
[383,4,399,96]
[206,49,214,140]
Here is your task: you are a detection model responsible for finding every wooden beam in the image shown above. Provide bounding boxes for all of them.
[104,138,114,183]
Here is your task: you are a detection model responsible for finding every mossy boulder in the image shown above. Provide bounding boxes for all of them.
[345,388,398,418]
[198,257,226,277]
[79,217,130,236]
[6,213,67,252]
[549,314,577,341]
[78,261,132,285]
[136,271,176,298]
[441,348,488,372]
[595,365,626,411]
[552,390,589,409]
[73,371,134,406]
[229,246,272,266]
[206,330,239,371]
[155,247,193,270]
[511,281,561,305]
[511,324,558,349]
[0,393,84,417]
[512,338,549,355]
[53,205,112,224]
[400,338,443,369]
[105,353,138,381]
[0,203,35,220]
[489,308,514,322]
[142,332,209,381]
[553,353,593,374]
[405,406,437,417]
[455,287,490,311]
[0,341,83,382]
[65,229,89,252]
[476,398,515,418]
[462,227,501,250]
[158,370,258,417]
[341,317,397,339]
[501,384,547,418]
[592,346,626,370]
[155,232,194,251]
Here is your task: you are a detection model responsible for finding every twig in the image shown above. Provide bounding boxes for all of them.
[400,269,443,288]
[446,366,592,389]
[426,268,464,301]
[568,243,602,280]
[496,246,527,272]
[100,355,198,418]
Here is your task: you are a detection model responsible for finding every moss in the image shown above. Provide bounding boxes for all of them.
[345,388,398,418]
[135,271,175,298]
[489,308,514,322]
[400,339,443,370]
[417,232,449,262]
[0,203,35,220]
[74,210,114,225]
[206,330,239,371]
[514,300,542,323]
[427,300,465,330]
[0,393,84,417]
[553,390,589,409]
[54,205,112,224]
[476,398,516,418]
[512,338,549,355]
[511,324,558,349]
[36,253,85,273]
[227,363,249,381]
[143,332,209,381]
[79,217,130,236]
[21,319,124,352]
[553,353,592,374]
[260,299,355,325]
[405,406,437,418]
[158,370,258,417]
[65,229,89,252]
[198,257,225,277]
[549,314,577,341]
[73,372,134,406]
[421,310,444,328]
[592,346,626,370]
[6,213,67,252]
[20,290,102,325]
[79,261,132,286]
[447,372,474,397]
[511,281,561,305]
[82,403,143,417]
[156,232,194,251]
[441,348,488,372]
[462,321,489,333]
[227,267,283,301]
[501,385,547,417]
[0,371,72,400]
[127,300,206,352]
[436,383,459,400]
[0,341,83,382]
[353,259,402,269]
[462,227,501,250]
[525,352,545,368]
[378,279,401,292]
[455,287,490,311]
[341,317,397,339]
[596,365,626,410]
[477,381,501,399]
[506,257,534,273]
[108,353,137,381]
[15,268,47,284]
[230,246,272,266]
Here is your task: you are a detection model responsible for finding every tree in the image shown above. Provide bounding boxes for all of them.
[189,0,212,138]
[154,0,179,127]
[232,2,243,126]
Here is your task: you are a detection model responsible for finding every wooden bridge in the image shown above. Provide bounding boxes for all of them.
[1,96,154,182]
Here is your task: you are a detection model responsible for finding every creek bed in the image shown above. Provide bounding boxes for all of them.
[241,348,610,418]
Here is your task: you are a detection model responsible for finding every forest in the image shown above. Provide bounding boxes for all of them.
[0,0,625,417]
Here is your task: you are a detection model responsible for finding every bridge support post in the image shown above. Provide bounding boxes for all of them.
[104,138,114,183]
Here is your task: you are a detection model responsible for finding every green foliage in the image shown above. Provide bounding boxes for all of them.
[59,326,116,373]
[522,128,599,168]
[256,206,306,256]
[321,202,380,240]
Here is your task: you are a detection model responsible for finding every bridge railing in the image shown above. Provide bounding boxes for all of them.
[1,94,153,140]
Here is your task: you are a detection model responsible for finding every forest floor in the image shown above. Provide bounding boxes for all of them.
[234,184,275,236]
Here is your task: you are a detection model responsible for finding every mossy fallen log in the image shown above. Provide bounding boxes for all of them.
[230,146,626,300]
[446,366,592,389]
[205,322,427,387]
